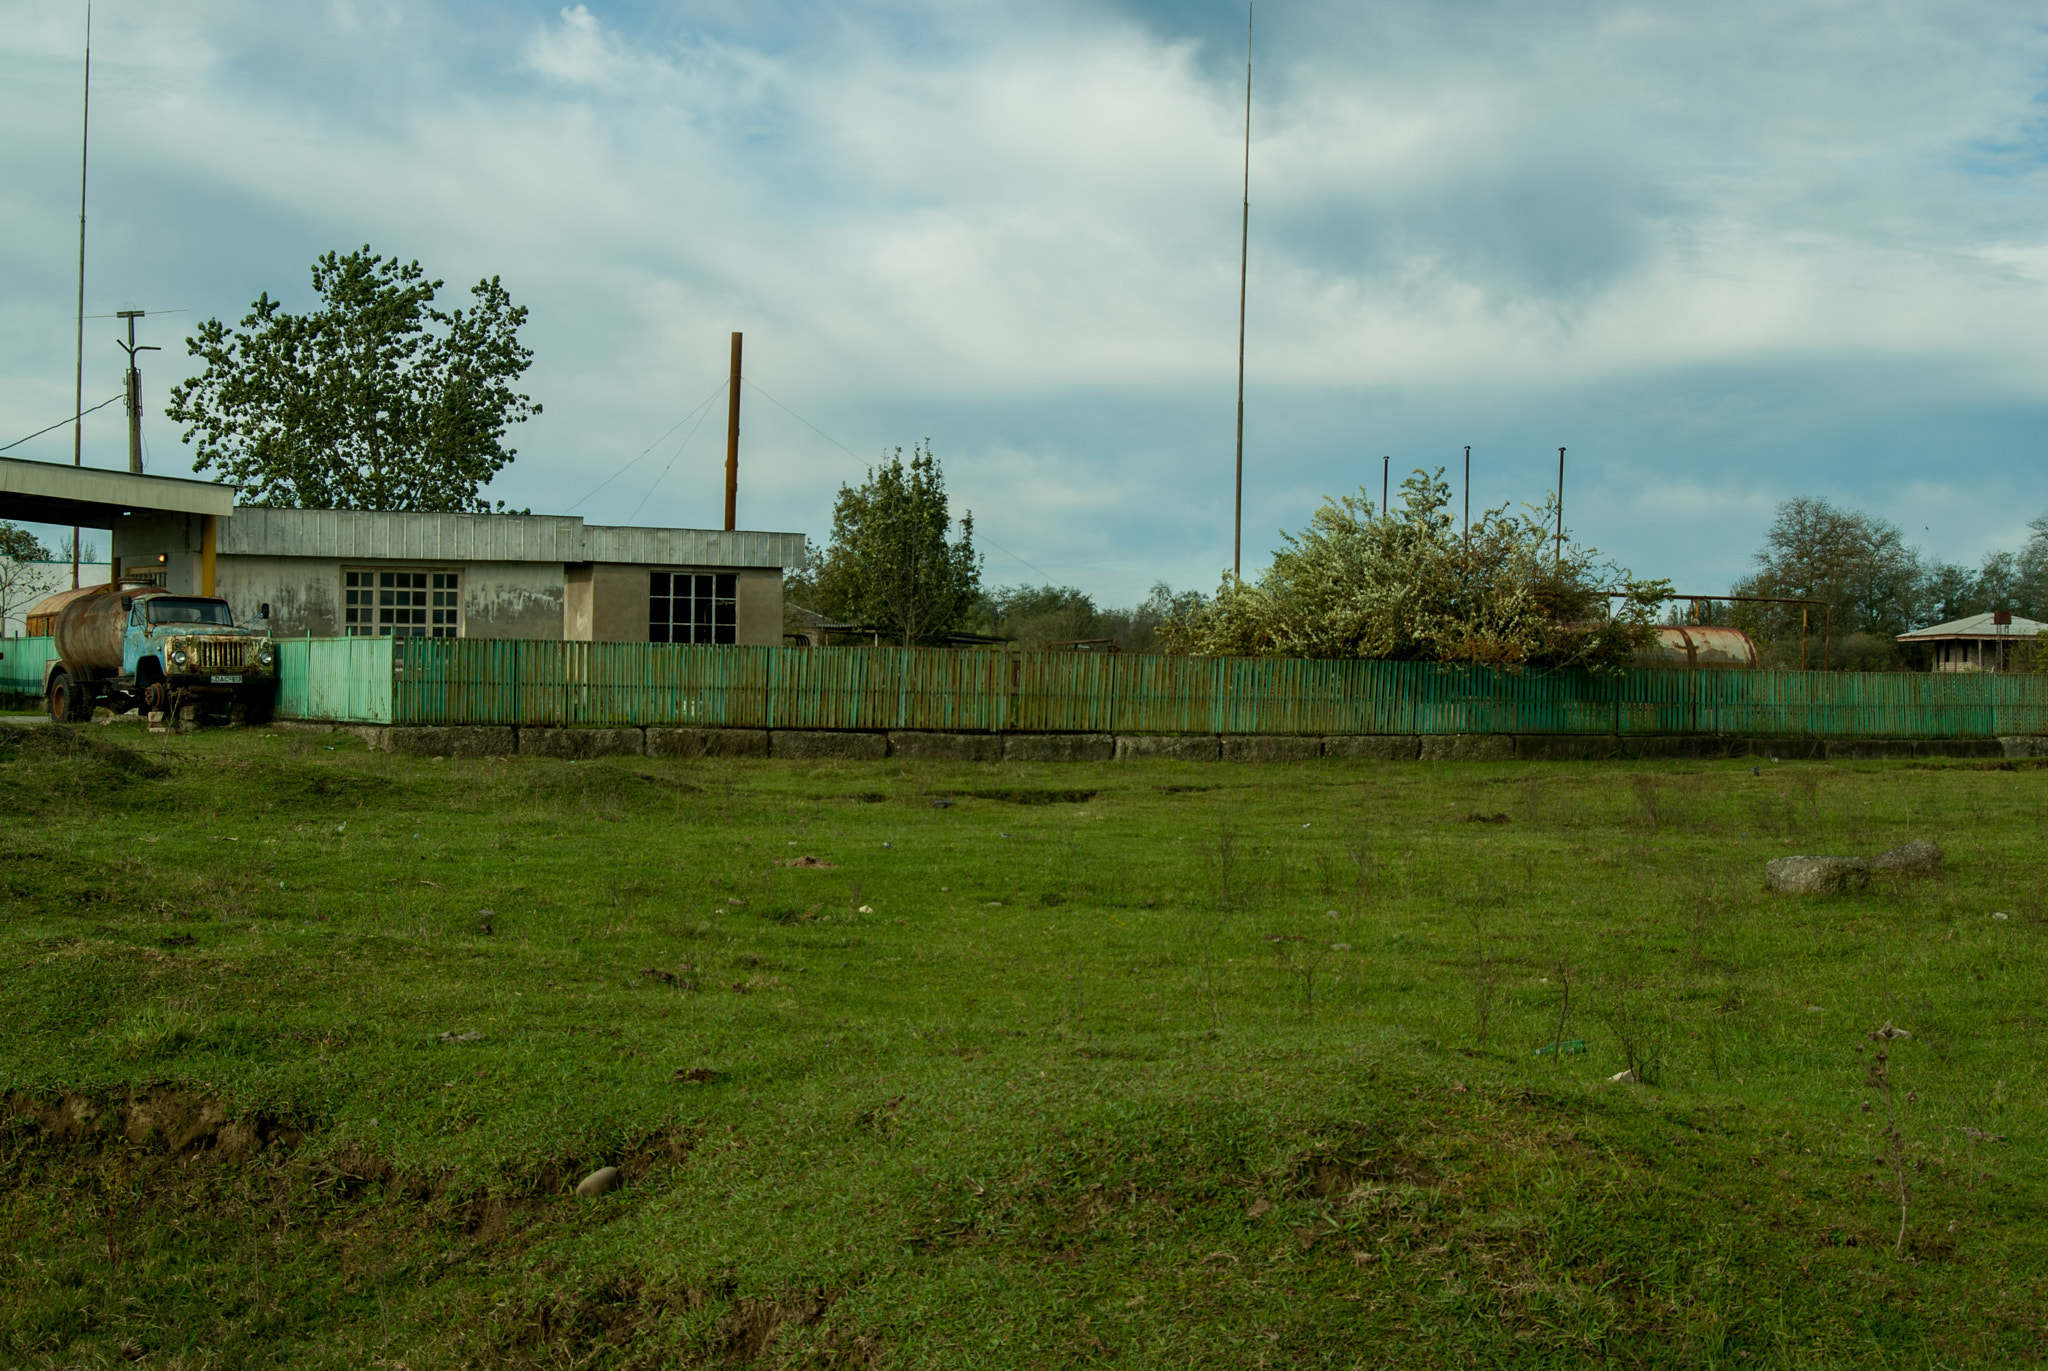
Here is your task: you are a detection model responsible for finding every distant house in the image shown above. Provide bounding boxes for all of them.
[108,508,806,646]
[1896,611,2047,673]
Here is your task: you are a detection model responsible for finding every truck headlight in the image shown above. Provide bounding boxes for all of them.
[170,649,189,666]
[257,645,276,667]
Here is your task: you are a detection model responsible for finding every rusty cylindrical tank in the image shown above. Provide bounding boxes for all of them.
[51,587,144,673]
[1634,625,1759,670]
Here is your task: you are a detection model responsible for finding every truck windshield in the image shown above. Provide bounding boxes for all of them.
[145,598,234,626]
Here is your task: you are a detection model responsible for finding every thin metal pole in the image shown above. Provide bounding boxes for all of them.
[71,1,91,590]
[1801,605,1808,672]
[1381,455,1389,521]
[1554,446,1565,574]
[1232,3,1251,580]
[1462,445,1470,553]
[724,331,741,531]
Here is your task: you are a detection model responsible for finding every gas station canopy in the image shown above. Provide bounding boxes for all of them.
[0,455,235,529]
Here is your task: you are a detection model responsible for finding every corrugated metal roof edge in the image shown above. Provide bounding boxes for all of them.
[1898,612,2048,640]
[216,508,806,567]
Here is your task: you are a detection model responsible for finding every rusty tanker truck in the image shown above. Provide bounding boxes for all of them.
[38,585,278,725]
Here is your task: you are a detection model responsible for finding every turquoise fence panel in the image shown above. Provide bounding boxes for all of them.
[305,635,2048,738]
[1018,651,1119,732]
[277,638,394,723]
[0,637,59,696]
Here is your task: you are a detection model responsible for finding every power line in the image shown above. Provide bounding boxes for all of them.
[628,386,726,524]
[741,377,866,461]
[740,375,1058,583]
[563,379,729,514]
[1,393,124,453]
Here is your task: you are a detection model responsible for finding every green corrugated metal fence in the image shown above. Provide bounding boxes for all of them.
[280,637,2048,738]
[0,637,59,697]
[278,638,395,724]
[14,630,2043,736]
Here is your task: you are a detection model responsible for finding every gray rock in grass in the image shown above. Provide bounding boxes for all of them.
[1765,855,1870,895]
[575,1166,623,1198]
[1871,840,1942,873]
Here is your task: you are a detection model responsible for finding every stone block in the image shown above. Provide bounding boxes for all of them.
[518,727,644,759]
[1824,740,1919,761]
[1514,734,1626,761]
[1114,734,1223,762]
[1765,855,1870,895]
[1913,739,2002,759]
[646,727,770,759]
[1750,740,1825,761]
[1999,736,2048,759]
[888,731,1004,761]
[1872,840,1942,873]
[386,726,515,758]
[770,730,889,761]
[1220,735,1322,763]
[1003,733,1115,762]
[1418,734,1515,761]
[1320,735,1421,761]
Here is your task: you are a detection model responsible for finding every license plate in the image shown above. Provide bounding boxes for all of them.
[210,674,241,684]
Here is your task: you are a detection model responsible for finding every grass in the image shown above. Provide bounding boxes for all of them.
[1,721,2044,1368]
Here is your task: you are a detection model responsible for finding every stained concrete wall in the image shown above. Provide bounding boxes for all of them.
[206,556,564,638]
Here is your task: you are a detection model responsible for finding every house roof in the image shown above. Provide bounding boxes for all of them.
[215,507,806,569]
[1897,611,2048,641]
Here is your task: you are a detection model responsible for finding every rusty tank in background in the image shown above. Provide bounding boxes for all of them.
[50,586,134,673]
[1634,625,1759,670]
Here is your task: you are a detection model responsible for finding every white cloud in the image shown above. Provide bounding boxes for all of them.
[3,0,2048,600]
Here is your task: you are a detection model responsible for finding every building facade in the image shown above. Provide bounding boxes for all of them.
[109,508,804,646]
[1896,611,2048,673]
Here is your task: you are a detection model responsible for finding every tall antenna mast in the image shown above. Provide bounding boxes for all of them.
[1232,3,1252,579]
[71,1,92,589]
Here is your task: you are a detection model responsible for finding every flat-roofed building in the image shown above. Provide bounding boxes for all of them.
[110,507,804,646]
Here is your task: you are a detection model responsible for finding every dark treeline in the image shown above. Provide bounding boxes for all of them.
[1711,498,2048,670]
[970,583,1205,653]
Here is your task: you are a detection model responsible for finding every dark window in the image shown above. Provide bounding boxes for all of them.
[345,569,460,637]
[650,571,737,644]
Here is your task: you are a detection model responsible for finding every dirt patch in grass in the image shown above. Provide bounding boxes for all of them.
[942,787,1099,805]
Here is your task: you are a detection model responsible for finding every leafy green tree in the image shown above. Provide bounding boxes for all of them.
[167,247,539,511]
[816,442,982,646]
[1729,498,1921,664]
[1160,468,1666,671]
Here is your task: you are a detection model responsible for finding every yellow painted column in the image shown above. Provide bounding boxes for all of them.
[201,515,217,597]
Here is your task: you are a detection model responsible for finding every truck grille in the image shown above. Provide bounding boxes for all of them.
[188,639,254,672]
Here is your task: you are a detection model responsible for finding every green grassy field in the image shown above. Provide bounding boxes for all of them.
[2,722,2043,1368]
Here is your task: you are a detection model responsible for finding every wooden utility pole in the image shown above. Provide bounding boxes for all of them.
[724,331,741,531]
[117,310,158,475]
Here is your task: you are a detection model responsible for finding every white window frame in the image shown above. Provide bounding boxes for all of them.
[343,567,463,638]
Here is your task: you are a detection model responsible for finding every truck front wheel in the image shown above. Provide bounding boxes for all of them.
[46,673,88,724]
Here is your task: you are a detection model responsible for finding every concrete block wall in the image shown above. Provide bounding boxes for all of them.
[263,723,2042,763]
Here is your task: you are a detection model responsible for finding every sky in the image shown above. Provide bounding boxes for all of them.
[4,0,2048,606]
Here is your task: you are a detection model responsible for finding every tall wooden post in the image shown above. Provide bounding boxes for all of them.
[724,332,742,532]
